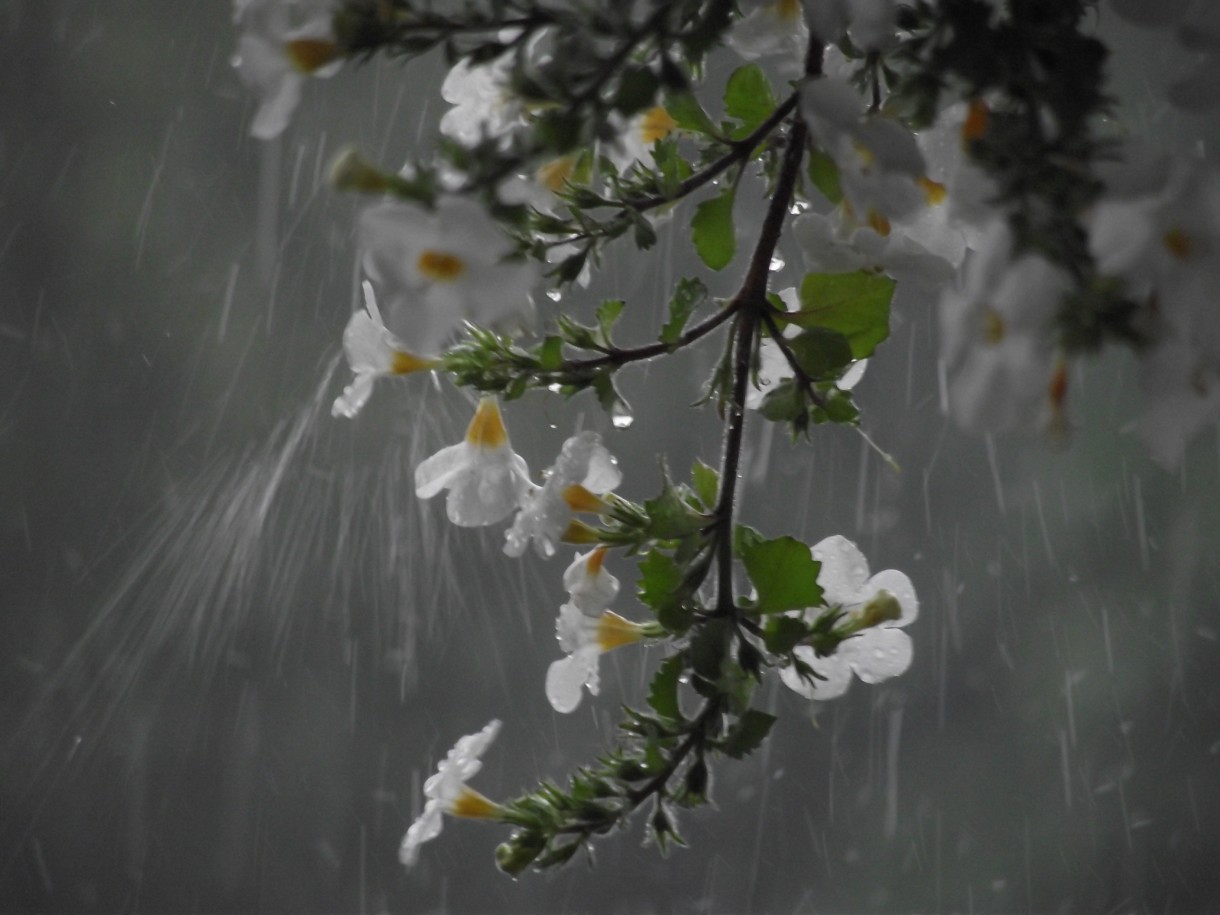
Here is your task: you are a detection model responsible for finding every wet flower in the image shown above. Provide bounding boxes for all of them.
[360,196,539,355]
[546,603,647,713]
[779,535,918,701]
[504,432,621,559]
[803,0,898,50]
[232,0,342,140]
[415,397,534,527]
[399,720,503,868]
[563,547,620,615]
[332,281,436,418]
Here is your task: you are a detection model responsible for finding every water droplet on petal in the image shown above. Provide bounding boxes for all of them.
[546,289,562,302]
[611,405,634,428]
[547,383,562,393]
[769,255,785,271]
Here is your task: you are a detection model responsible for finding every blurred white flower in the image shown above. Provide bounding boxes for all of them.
[399,720,503,868]
[546,604,646,713]
[440,52,526,146]
[415,397,534,527]
[605,105,677,173]
[803,0,897,50]
[232,0,341,140]
[360,196,539,355]
[779,535,918,701]
[332,281,437,418]
[939,219,1072,433]
[504,431,621,558]
[563,547,620,616]
[727,0,809,73]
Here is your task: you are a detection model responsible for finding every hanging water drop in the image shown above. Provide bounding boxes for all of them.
[611,405,634,428]
[769,254,785,271]
[546,288,562,302]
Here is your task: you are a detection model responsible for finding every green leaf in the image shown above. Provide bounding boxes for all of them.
[719,709,777,759]
[738,533,823,614]
[638,549,683,610]
[690,459,719,509]
[660,277,708,344]
[787,327,854,380]
[537,335,564,371]
[691,187,736,270]
[592,372,631,423]
[724,64,776,137]
[647,653,684,721]
[614,65,659,115]
[628,208,657,249]
[666,90,718,137]
[643,474,706,540]
[757,379,803,424]
[596,299,625,343]
[787,271,896,359]
[807,145,843,204]
[690,617,732,680]
[763,616,810,654]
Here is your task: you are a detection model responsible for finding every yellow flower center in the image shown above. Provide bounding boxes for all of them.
[775,0,802,19]
[982,307,1005,345]
[284,38,341,74]
[866,209,891,237]
[560,519,602,544]
[417,250,466,282]
[1163,227,1193,261]
[448,786,501,819]
[855,589,902,629]
[562,484,608,513]
[596,610,644,652]
[465,397,508,449]
[585,546,608,576]
[537,156,576,193]
[918,176,947,205]
[639,106,677,145]
[390,350,437,375]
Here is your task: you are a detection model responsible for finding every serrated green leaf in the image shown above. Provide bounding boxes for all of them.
[691,187,736,270]
[807,145,843,204]
[660,277,708,344]
[719,709,777,759]
[638,549,683,611]
[647,653,684,721]
[666,90,718,137]
[690,459,719,509]
[786,271,895,359]
[724,64,776,137]
[739,534,823,614]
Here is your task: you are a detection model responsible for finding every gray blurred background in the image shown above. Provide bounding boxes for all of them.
[1,2,1219,912]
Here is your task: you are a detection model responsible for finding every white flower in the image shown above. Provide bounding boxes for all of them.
[727,0,809,73]
[504,432,621,558]
[332,281,437,418]
[360,196,539,355]
[399,720,503,868]
[232,0,341,140]
[562,547,620,615]
[939,219,1073,433]
[440,53,526,146]
[803,0,898,50]
[546,604,646,713]
[604,106,678,174]
[779,535,918,701]
[415,397,534,527]
[746,288,868,410]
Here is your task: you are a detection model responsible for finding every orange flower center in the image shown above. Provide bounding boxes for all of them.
[639,106,677,145]
[448,786,500,819]
[982,308,1005,345]
[390,350,436,375]
[1163,227,1193,261]
[284,39,341,74]
[465,397,508,449]
[596,610,644,652]
[417,250,466,281]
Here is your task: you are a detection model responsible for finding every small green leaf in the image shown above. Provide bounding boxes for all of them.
[724,64,776,137]
[690,459,719,509]
[719,709,777,759]
[596,299,625,342]
[647,653,684,721]
[628,208,657,250]
[537,335,564,371]
[666,90,718,137]
[691,187,736,270]
[786,271,896,359]
[807,145,843,204]
[739,534,823,614]
[763,616,810,654]
[643,477,705,540]
[660,277,708,344]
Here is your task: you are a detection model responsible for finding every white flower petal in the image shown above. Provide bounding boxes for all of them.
[780,647,853,700]
[546,651,598,713]
[332,372,375,419]
[811,534,872,604]
[414,443,473,500]
[841,627,913,683]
